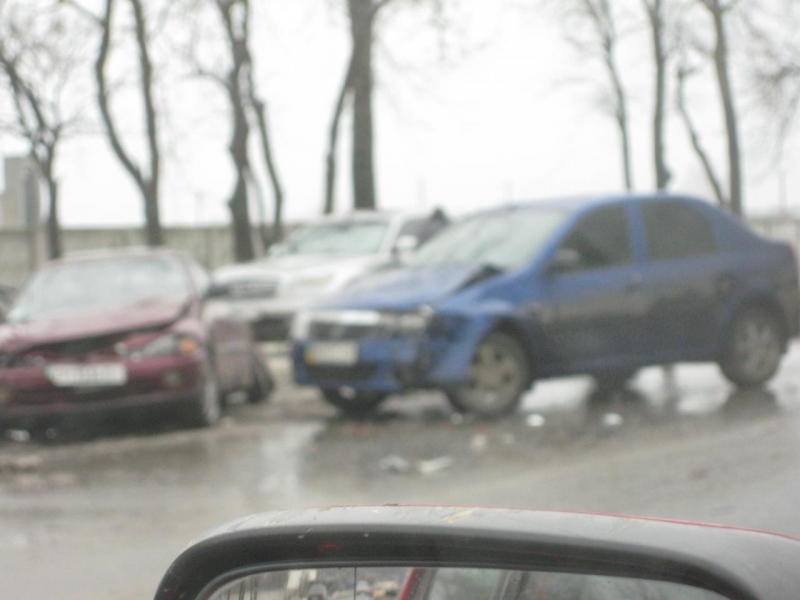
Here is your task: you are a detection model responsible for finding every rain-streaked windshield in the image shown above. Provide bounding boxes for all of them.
[8,256,190,322]
[407,208,568,270]
[274,220,390,256]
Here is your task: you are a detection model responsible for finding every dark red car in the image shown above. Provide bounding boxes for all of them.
[0,248,272,429]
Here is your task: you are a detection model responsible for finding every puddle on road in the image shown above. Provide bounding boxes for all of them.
[2,359,798,507]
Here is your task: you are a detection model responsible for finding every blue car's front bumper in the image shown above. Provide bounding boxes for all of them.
[293,338,415,393]
[292,331,481,394]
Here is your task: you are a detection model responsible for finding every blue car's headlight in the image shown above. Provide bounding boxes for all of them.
[291,308,435,340]
[379,311,431,336]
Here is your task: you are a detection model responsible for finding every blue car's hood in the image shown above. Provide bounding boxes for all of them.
[324,264,496,311]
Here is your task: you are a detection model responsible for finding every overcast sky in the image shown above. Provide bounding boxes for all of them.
[0,0,797,227]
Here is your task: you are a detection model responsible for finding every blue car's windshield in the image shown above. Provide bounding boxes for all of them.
[407,207,568,270]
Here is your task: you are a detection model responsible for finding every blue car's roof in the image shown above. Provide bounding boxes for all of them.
[472,192,700,217]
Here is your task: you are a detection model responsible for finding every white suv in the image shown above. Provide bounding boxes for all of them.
[212,211,448,341]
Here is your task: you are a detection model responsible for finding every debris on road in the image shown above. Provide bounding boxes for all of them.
[601,413,624,428]
[6,429,30,443]
[526,414,546,428]
[0,454,42,472]
[378,455,411,474]
[418,456,454,475]
[470,433,488,453]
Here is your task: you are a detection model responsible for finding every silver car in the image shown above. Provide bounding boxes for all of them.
[212,211,448,341]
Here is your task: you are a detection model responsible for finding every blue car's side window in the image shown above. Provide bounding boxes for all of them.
[558,205,633,272]
[641,201,716,261]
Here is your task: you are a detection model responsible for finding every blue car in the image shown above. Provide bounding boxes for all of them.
[291,194,800,418]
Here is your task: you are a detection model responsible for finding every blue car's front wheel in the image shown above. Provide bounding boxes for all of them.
[446,331,531,419]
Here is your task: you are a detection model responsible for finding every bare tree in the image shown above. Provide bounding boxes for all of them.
[77,0,166,246]
[323,48,357,214]
[676,59,727,206]
[642,0,671,191]
[325,0,450,213]
[550,0,635,191]
[345,0,391,211]
[743,2,800,160]
[0,1,89,258]
[696,0,743,214]
[183,0,284,260]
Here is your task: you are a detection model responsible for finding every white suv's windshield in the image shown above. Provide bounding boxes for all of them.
[407,208,568,271]
[274,220,390,256]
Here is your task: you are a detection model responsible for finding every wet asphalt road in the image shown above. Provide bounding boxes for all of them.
[2,346,800,599]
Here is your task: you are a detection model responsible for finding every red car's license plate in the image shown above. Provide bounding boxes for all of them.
[46,364,128,387]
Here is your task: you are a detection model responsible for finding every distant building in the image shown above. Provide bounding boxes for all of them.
[0,155,41,229]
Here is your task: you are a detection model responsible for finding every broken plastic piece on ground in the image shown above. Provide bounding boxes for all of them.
[470,434,488,453]
[378,455,410,473]
[6,429,30,443]
[525,414,545,428]
[418,456,454,475]
[602,412,624,427]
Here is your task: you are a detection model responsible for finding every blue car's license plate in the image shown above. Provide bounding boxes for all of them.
[305,342,359,366]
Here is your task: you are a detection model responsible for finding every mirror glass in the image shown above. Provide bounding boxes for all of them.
[205,567,731,600]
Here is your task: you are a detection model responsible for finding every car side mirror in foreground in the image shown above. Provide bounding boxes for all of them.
[545,248,582,275]
[153,506,800,600]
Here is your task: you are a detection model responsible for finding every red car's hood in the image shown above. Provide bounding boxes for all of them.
[0,296,190,354]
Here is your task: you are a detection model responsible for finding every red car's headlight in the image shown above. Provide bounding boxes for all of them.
[124,334,201,360]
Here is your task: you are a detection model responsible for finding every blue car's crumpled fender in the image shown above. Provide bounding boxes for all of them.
[423,299,545,387]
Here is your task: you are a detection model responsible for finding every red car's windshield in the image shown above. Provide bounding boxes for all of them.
[8,256,190,322]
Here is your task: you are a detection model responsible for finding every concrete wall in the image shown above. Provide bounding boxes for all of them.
[0,156,41,229]
[0,225,275,286]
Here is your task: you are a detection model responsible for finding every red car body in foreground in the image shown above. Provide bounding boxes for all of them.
[0,248,271,428]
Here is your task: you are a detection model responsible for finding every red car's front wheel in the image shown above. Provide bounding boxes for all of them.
[186,359,222,427]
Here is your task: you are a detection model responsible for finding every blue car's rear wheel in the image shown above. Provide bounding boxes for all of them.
[446,331,530,419]
[321,388,388,417]
[720,307,784,388]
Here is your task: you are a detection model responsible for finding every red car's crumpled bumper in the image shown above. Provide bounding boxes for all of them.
[0,354,204,423]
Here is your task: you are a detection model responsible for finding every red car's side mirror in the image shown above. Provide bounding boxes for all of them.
[153,506,800,600]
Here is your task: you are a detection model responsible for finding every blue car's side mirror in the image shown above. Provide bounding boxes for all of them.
[545,248,582,275]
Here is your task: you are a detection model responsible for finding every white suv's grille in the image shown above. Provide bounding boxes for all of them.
[227,280,278,299]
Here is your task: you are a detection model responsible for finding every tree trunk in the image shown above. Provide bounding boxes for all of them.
[45,176,62,259]
[645,0,670,191]
[251,97,284,242]
[708,0,743,214]
[348,0,377,211]
[95,0,164,246]
[129,0,163,245]
[227,83,254,262]
[324,54,355,214]
[607,53,634,191]
[143,180,162,247]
